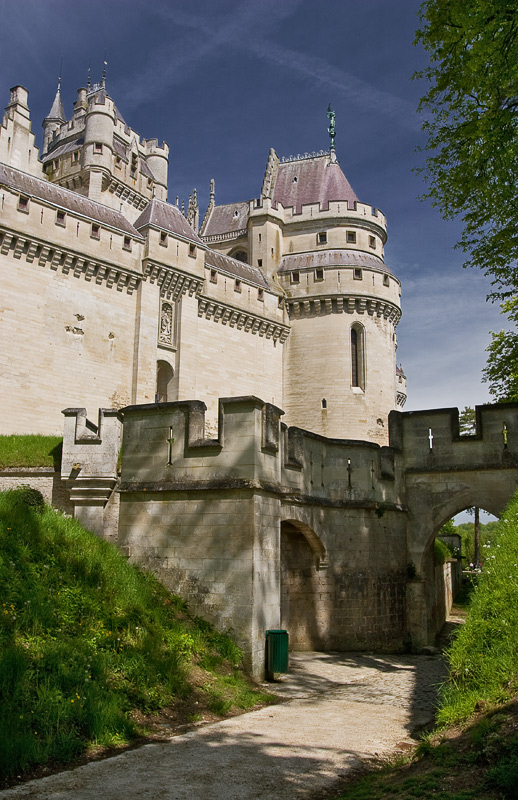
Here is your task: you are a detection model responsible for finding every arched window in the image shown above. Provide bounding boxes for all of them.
[351,324,365,390]
[156,360,174,403]
[231,250,248,263]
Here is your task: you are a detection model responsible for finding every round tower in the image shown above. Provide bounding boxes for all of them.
[82,88,114,200]
[276,153,402,445]
[144,138,169,201]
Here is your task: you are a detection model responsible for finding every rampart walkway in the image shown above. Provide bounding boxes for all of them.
[1,651,447,800]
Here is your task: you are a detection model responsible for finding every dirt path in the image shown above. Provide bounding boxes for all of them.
[1,651,447,800]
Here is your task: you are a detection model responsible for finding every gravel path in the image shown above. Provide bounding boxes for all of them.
[1,651,447,800]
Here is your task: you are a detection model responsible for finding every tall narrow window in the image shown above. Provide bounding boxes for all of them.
[351,324,365,390]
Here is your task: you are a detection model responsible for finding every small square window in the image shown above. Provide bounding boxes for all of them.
[258,258,263,267]
[160,231,168,247]
[315,268,324,281]
[91,223,100,239]
[369,235,376,249]
[383,274,390,287]
[17,195,29,213]
[72,151,79,163]
[234,279,242,293]
[189,243,197,257]
[115,156,122,169]
[210,269,217,283]
[278,296,284,308]
[56,210,66,227]
[258,288,264,301]
[94,142,103,154]
[123,236,132,251]
[318,232,327,244]
[291,271,300,284]
[347,231,356,244]
[354,268,362,280]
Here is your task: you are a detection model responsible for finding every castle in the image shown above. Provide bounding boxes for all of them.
[0,79,406,440]
[2,78,518,677]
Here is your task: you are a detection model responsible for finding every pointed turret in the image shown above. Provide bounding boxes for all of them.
[42,80,65,154]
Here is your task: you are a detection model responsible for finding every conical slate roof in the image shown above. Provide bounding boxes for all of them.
[45,86,65,123]
[272,154,358,213]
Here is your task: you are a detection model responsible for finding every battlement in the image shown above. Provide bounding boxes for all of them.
[390,403,518,472]
[250,196,386,230]
[63,398,401,508]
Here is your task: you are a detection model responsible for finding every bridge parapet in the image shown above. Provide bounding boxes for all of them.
[116,397,399,506]
[389,403,518,472]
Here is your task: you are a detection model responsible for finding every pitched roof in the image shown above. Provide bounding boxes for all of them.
[278,249,394,276]
[41,137,83,163]
[200,201,249,238]
[272,155,359,213]
[134,198,204,244]
[205,250,268,288]
[0,163,142,237]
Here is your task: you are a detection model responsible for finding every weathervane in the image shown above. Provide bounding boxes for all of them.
[327,104,336,151]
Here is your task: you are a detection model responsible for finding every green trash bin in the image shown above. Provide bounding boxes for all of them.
[265,629,289,681]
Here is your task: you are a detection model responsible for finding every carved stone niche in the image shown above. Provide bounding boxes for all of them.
[158,299,176,349]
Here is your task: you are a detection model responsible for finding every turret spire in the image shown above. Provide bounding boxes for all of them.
[101,52,108,88]
[327,104,336,152]
[45,67,66,123]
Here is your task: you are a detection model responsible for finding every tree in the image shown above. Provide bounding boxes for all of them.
[415,2,518,399]
[415,1,518,294]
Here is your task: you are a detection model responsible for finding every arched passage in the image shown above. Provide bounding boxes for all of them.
[280,519,328,650]
[155,360,174,403]
[405,467,518,649]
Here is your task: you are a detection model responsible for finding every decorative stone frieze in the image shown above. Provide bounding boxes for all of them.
[201,229,247,243]
[0,226,141,294]
[106,177,149,211]
[143,260,203,300]
[287,294,401,324]
[198,296,290,342]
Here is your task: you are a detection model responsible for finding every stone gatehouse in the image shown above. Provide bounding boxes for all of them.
[61,398,518,676]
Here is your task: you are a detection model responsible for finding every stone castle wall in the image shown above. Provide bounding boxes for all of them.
[60,399,518,676]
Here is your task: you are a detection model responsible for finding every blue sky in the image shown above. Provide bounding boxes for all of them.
[0,0,504,412]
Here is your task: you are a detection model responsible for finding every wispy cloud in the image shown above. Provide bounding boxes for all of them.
[119,0,420,129]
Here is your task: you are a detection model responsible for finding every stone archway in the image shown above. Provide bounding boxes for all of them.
[280,519,328,650]
[404,467,518,649]
[156,360,174,403]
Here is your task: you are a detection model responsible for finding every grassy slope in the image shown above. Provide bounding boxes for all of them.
[334,493,518,800]
[0,435,62,468]
[0,487,273,786]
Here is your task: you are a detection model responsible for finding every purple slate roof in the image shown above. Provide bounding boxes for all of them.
[200,201,249,238]
[0,163,142,237]
[112,138,129,162]
[134,198,204,244]
[41,138,83,163]
[272,155,358,213]
[278,249,394,276]
[205,250,268,288]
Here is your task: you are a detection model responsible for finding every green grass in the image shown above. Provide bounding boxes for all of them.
[0,486,273,784]
[0,435,62,468]
[438,492,518,726]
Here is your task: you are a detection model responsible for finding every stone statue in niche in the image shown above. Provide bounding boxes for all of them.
[159,301,173,345]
